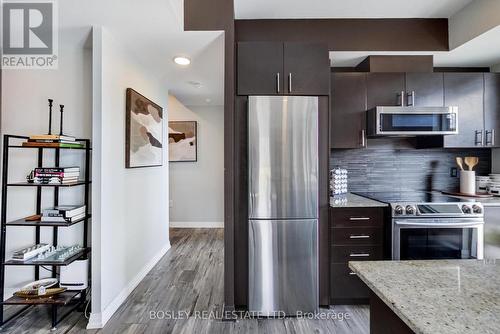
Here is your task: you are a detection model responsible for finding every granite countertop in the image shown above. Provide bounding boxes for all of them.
[330,193,388,208]
[349,260,500,334]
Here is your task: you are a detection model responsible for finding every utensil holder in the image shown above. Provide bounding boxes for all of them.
[460,171,476,195]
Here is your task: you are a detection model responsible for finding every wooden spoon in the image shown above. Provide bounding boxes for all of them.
[456,157,464,171]
[464,157,479,171]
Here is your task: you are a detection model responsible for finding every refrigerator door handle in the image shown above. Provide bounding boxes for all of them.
[276,73,280,93]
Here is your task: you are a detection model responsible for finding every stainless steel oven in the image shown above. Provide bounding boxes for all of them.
[391,203,484,260]
[393,218,484,260]
[366,106,458,136]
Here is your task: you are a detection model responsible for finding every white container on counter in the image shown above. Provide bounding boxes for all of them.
[460,171,476,195]
[476,176,491,193]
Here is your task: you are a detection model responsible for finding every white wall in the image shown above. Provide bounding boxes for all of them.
[449,0,500,49]
[88,27,170,328]
[1,34,92,299]
[168,95,224,228]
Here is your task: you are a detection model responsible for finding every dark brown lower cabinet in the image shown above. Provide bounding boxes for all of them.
[330,207,385,304]
[330,263,371,301]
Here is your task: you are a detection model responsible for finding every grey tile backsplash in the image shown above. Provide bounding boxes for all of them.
[331,139,491,193]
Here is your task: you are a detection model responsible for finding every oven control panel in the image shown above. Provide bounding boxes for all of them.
[391,202,483,217]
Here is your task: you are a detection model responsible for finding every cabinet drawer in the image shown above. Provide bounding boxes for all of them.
[331,208,383,228]
[331,227,383,246]
[330,263,370,300]
[331,245,383,263]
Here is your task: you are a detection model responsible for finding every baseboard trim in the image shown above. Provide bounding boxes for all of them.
[169,221,223,228]
[86,242,171,329]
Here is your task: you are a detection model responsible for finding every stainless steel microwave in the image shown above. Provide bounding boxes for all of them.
[366,106,458,136]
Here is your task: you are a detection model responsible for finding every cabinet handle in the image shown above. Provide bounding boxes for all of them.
[349,217,370,221]
[407,91,415,106]
[398,91,405,106]
[360,130,366,148]
[475,130,484,146]
[486,129,495,146]
[276,73,280,93]
[288,73,292,93]
[349,253,370,257]
[349,235,370,239]
[349,272,357,276]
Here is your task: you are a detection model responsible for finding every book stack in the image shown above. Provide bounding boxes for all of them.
[23,134,83,148]
[30,167,80,184]
[41,205,86,223]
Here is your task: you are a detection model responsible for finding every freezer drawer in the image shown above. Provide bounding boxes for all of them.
[249,219,318,315]
[248,96,319,219]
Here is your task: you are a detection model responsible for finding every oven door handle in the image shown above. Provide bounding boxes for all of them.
[394,220,484,228]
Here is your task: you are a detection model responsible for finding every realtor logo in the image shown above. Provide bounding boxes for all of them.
[2,0,58,69]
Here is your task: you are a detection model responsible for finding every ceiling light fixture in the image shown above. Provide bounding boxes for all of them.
[173,56,191,66]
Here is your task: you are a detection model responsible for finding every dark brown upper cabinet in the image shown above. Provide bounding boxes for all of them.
[237,42,284,96]
[484,73,500,147]
[366,73,444,109]
[331,73,367,149]
[283,42,330,96]
[366,73,406,109]
[405,73,444,107]
[443,73,484,148]
[237,42,329,96]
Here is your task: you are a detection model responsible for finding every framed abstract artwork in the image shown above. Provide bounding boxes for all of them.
[168,121,197,162]
[125,88,164,168]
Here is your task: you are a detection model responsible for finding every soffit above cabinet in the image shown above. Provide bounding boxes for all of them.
[234,0,472,19]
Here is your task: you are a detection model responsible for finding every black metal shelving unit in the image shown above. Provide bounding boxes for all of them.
[0,134,91,329]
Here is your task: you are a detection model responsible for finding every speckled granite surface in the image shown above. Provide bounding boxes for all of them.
[330,193,388,208]
[349,260,500,334]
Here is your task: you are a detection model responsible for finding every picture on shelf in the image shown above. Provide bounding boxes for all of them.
[125,88,164,168]
[168,121,197,162]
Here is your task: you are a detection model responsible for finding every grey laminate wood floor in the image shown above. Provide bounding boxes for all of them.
[1,229,369,334]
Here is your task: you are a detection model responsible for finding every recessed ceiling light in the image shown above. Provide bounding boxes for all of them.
[173,56,191,66]
[205,98,212,103]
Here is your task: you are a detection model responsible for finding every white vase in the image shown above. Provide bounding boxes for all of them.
[460,171,476,195]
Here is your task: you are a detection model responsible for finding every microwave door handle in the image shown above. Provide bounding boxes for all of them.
[449,113,457,131]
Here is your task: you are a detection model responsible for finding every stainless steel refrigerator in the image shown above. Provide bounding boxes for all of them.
[248,95,319,316]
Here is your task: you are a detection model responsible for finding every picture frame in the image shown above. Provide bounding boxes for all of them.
[168,121,198,162]
[125,88,164,168]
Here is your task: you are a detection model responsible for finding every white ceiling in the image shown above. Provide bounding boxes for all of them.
[330,25,500,68]
[164,33,224,106]
[58,0,224,107]
[234,0,473,19]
